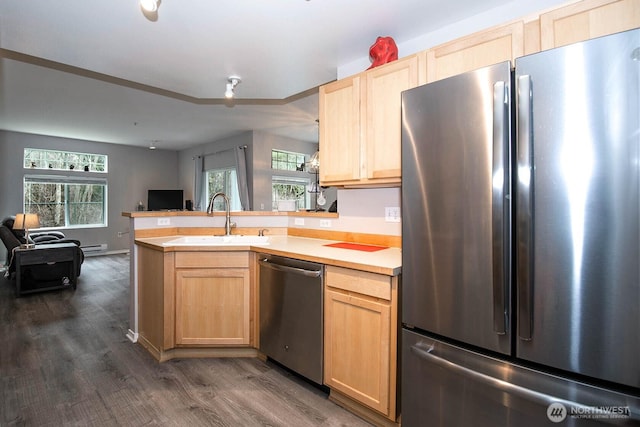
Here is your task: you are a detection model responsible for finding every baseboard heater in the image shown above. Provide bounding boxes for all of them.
[81,243,107,254]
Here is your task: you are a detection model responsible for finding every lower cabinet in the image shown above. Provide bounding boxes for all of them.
[136,246,254,360]
[324,265,399,422]
[175,267,250,345]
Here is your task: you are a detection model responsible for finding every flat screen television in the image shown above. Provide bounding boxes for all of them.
[147,189,183,211]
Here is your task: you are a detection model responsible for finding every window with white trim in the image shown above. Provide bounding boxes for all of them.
[24,148,107,173]
[271,149,306,172]
[24,175,108,228]
[206,168,241,211]
[272,176,310,211]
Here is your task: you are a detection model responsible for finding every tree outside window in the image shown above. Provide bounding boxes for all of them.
[206,168,241,211]
[24,178,107,228]
[272,176,309,211]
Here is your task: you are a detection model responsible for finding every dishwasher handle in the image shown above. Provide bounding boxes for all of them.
[259,258,322,278]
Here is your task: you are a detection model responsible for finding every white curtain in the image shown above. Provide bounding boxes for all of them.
[235,146,251,210]
[193,156,205,211]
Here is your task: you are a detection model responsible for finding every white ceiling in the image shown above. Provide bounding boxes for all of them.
[0,0,513,151]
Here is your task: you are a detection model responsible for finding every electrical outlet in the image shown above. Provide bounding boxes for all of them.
[385,207,401,223]
[320,219,332,228]
[157,218,170,226]
[294,218,305,226]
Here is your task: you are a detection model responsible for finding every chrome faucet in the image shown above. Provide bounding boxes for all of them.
[207,192,234,235]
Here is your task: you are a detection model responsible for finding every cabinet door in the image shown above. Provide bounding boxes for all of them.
[363,55,419,183]
[175,268,250,345]
[319,76,362,185]
[540,0,640,50]
[324,288,391,415]
[426,21,524,83]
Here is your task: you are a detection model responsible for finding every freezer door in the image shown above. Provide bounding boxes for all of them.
[401,61,512,354]
[402,329,640,427]
[515,29,640,388]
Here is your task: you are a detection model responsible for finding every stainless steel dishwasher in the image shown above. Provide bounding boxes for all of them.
[258,254,323,384]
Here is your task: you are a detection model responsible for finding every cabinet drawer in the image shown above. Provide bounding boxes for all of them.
[174,251,249,268]
[326,265,391,300]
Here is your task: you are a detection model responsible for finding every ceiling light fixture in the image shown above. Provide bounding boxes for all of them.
[225,76,241,99]
[140,0,159,12]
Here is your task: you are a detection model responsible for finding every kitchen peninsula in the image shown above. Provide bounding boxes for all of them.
[122,210,402,426]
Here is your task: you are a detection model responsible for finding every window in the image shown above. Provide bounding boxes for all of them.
[206,168,241,211]
[272,176,310,211]
[24,148,107,173]
[271,149,306,172]
[24,175,108,228]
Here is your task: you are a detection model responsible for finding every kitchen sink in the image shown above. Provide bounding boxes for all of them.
[161,235,270,246]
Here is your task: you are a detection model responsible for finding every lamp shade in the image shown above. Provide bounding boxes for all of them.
[13,213,40,230]
[307,151,320,173]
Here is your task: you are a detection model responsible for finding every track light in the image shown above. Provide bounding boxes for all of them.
[140,0,159,12]
[225,76,241,99]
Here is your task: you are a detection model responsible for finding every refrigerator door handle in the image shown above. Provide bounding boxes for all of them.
[517,75,534,341]
[410,342,599,413]
[492,81,508,335]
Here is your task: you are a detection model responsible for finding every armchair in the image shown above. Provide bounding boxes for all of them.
[1,216,84,295]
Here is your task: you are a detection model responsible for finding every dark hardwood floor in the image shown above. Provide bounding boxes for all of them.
[0,254,371,426]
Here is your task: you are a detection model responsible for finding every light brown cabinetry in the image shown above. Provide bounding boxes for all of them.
[324,266,399,423]
[137,245,175,356]
[174,251,252,346]
[540,0,640,50]
[424,21,525,83]
[175,260,250,345]
[318,76,361,184]
[319,55,419,187]
[136,246,254,361]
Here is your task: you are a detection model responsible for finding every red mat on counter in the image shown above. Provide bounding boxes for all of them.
[324,242,388,252]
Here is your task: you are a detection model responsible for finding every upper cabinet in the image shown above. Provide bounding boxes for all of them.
[318,0,639,189]
[318,76,362,185]
[424,21,525,83]
[540,0,640,50]
[319,55,419,187]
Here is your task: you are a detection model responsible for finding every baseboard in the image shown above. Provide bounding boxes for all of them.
[157,347,259,362]
[329,389,399,427]
[84,249,130,258]
[126,329,138,343]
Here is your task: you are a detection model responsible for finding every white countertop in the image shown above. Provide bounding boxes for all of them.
[135,235,401,276]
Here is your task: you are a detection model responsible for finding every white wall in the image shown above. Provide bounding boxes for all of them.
[0,130,178,261]
[338,0,569,78]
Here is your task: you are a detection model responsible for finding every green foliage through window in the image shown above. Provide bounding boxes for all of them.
[272,176,309,211]
[206,168,241,211]
[271,149,306,172]
[24,148,108,173]
[24,176,107,228]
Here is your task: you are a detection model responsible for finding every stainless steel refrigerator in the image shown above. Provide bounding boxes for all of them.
[401,29,640,426]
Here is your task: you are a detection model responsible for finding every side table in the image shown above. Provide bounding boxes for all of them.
[13,242,79,296]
